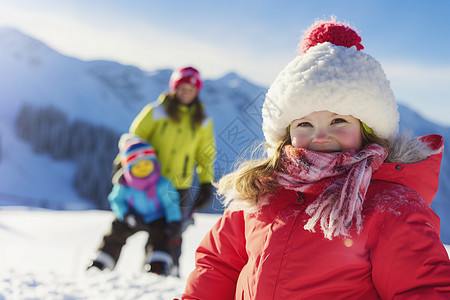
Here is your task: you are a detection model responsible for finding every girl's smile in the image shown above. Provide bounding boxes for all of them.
[130,159,154,178]
[289,110,363,152]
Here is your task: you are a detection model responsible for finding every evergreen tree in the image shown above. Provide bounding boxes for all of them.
[15,103,120,209]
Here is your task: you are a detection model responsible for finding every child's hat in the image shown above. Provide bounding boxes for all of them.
[262,18,399,147]
[169,66,203,92]
[119,133,157,169]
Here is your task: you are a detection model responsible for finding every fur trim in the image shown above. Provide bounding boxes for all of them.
[387,133,434,164]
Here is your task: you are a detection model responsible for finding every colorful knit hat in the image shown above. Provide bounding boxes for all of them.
[262,18,399,147]
[169,66,203,92]
[119,133,157,170]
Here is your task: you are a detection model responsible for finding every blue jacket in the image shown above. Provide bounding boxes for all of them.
[108,176,181,224]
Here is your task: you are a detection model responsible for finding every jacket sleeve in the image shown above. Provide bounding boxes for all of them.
[157,177,182,223]
[368,195,450,299]
[129,102,157,141]
[108,184,129,221]
[195,118,216,184]
[182,209,248,300]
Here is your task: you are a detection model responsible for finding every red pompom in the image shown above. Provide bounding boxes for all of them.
[299,19,364,54]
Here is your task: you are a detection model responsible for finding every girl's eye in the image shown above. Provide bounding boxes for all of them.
[297,122,312,127]
[331,118,346,124]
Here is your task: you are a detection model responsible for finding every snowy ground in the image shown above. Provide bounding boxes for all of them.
[0,208,449,300]
[0,208,221,300]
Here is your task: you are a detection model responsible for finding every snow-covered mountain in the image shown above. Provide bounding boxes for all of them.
[0,27,449,243]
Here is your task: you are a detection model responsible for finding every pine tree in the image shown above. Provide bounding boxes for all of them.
[15,103,120,209]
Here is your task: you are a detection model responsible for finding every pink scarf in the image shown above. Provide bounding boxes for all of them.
[122,164,160,200]
[273,143,387,240]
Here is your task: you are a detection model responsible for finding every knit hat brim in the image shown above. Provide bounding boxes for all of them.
[262,42,399,147]
[119,133,157,169]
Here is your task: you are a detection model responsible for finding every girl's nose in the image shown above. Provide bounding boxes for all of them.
[312,129,332,143]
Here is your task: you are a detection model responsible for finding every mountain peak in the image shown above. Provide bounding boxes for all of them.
[222,71,240,79]
[215,71,246,88]
[0,26,60,65]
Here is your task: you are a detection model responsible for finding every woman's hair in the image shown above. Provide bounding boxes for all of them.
[216,122,391,205]
[165,91,207,127]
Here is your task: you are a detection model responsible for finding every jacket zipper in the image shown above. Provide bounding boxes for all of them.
[183,156,189,178]
[160,121,168,135]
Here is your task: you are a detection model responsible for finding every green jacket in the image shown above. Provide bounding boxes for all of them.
[129,94,216,190]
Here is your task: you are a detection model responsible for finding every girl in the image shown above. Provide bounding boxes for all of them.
[89,134,182,276]
[182,19,450,299]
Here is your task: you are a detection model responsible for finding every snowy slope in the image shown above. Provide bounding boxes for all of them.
[0,209,221,299]
[0,26,449,242]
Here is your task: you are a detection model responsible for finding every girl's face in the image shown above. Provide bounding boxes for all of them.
[130,159,154,178]
[289,110,363,152]
[176,83,198,105]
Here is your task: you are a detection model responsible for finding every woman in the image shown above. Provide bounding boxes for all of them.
[128,66,216,274]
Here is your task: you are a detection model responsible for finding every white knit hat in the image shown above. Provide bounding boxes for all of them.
[262,19,399,147]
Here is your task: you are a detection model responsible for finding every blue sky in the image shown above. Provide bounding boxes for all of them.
[1,0,450,126]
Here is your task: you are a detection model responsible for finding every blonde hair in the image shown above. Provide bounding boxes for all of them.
[215,122,390,206]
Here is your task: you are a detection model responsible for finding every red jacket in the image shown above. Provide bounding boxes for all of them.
[183,135,450,299]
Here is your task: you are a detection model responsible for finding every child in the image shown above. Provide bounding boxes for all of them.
[182,19,450,299]
[88,134,182,276]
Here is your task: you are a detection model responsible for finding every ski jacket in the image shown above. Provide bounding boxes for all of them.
[129,94,215,189]
[183,134,450,299]
[108,176,181,224]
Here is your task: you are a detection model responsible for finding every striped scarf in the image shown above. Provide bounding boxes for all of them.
[274,143,387,240]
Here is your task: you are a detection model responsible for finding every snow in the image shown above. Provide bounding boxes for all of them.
[0,208,221,299]
[0,208,449,299]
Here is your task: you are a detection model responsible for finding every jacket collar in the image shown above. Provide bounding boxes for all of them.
[372,134,444,205]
